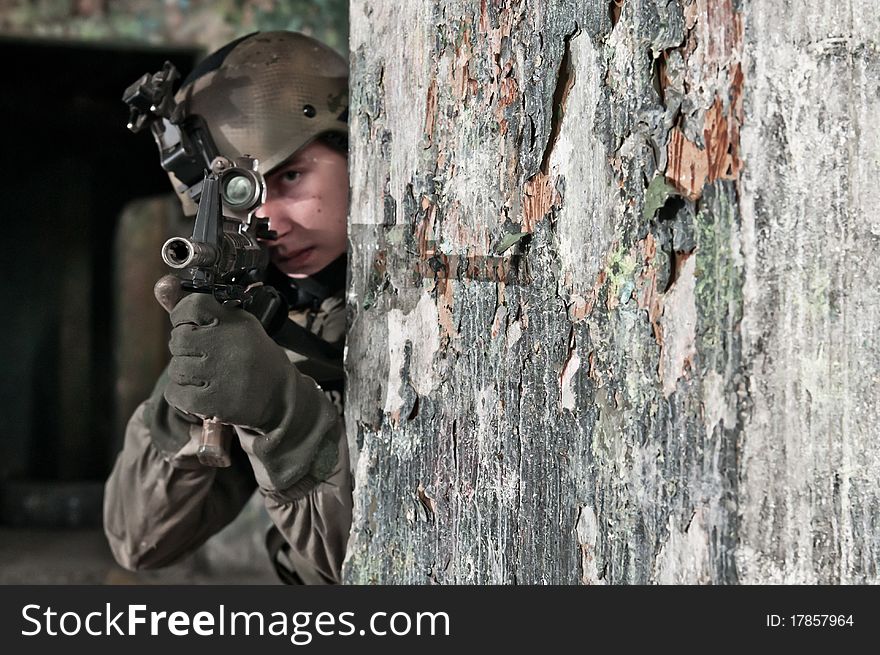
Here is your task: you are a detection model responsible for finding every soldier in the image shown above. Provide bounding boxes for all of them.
[104,31,352,584]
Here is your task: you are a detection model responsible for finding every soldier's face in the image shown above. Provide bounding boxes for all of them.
[256,139,348,278]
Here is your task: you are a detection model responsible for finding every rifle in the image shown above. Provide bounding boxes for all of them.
[123,62,342,467]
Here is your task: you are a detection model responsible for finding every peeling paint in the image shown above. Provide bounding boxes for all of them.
[520,171,560,232]
[436,278,459,345]
[549,28,617,297]
[576,505,605,584]
[659,254,696,396]
[490,303,508,339]
[636,233,663,344]
[666,127,708,199]
[653,508,712,584]
[559,333,581,412]
[383,292,442,420]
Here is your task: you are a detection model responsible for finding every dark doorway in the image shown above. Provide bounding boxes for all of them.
[0,36,199,526]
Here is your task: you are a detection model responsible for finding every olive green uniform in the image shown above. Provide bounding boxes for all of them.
[103,292,351,584]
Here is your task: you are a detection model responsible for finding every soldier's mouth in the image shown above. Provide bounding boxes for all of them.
[277,246,315,264]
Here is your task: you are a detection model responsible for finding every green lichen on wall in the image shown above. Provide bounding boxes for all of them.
[694,181,744,375]
[0,0,348,53]
[602,241,640,305]
[643,175,679,221]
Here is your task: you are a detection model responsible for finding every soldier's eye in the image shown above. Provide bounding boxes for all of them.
[283,170,301,182]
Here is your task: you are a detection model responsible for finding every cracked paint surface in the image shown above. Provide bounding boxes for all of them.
[344,0,880,585]
[384,292,442,423]
[659,254,697,396]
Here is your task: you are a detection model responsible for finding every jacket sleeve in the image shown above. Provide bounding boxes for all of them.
[237,290,351,585]
[105,292,352,582]
[103,381,257,571]
[235,368,353,585]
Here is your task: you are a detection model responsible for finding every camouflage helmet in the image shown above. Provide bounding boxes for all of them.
[171,31,348,214]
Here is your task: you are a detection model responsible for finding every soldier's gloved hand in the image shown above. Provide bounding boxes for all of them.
[164,289,341,493]
[142,276,199,461]
[165,292,290,432]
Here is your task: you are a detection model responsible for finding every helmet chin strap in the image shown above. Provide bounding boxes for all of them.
[264,253,347,311]
[261,253,347,391]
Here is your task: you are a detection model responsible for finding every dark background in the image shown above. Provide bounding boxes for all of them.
[0,37,199,525]
[0,1,348,583]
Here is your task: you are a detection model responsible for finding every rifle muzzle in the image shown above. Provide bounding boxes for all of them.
[161,237,218,269]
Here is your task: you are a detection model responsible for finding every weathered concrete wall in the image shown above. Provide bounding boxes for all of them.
[737,0,880,583]
[344,0,879,584]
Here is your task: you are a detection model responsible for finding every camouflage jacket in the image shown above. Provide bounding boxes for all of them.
[103,290,350,584]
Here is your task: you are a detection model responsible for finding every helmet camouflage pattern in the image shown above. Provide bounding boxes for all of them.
[171,31,348,214]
